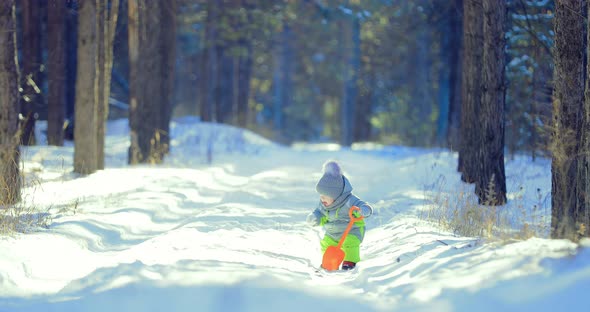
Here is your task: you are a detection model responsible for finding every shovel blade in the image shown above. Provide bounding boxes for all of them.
[322,246,345,271]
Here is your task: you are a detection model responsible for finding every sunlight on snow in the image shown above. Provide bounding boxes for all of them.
[0,119,588,312]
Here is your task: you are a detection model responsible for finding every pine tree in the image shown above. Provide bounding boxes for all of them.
[475,0,507,205]
[551,0,585,239]
[459,0,483,183]
[0,0,21,204]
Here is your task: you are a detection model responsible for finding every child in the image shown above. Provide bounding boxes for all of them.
[306,160,373,270]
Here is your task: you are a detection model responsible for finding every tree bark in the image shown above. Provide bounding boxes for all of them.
[159,0,176,153]
[73,0,117,173]
[273,22,293,133]
[20,0,43,146]
[96,0,119,170]
[410,22,433,146]
[459,0,483,183]
[236,41,253,128]
[551,0,585,239]
[198,40,210,121]
[447,0,463,150]
[199,0,217,122]
[354,69,373,142]
[96,0,106,169]
[214,1,232,124]
[341,17,360,147]
[128,0,175,164]
[47,0,67,146]
[129,0,154,164]
[475,0,507,205]
[74,0,98,174]
[0,0,21,204]
[437,25,451,146]
[128,0,140,163]
[576,1,590,239]
[65,0,78,141]
[234,1,253,128]
[216,46,233,124]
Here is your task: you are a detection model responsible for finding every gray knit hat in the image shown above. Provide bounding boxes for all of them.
[315,160,344,199]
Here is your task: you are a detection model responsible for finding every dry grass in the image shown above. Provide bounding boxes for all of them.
[421,174,549,241]
[147,129,169,164]
[0,203,52,234]
[0,155,75,235]
[0,178,54,234]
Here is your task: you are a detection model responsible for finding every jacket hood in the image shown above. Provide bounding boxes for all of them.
[323,175,353,211]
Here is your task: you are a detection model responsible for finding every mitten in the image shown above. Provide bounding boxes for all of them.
[306,210,321,226]
[360,204,373,218]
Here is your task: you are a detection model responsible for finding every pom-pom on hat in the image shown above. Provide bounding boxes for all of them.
[315,160,344,199]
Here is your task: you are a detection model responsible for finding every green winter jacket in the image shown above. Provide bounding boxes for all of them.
[307,175,373,241]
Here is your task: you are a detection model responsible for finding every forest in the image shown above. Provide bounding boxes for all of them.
[0,0,589,242]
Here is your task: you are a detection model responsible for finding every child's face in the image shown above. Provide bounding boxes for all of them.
[320,194,335,207]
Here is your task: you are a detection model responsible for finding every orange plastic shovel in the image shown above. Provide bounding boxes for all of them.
[322,206,364,271]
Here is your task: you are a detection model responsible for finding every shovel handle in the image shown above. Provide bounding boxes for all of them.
[336,206,364,249]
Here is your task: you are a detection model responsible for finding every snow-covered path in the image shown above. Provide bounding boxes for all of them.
[0,119,588,312]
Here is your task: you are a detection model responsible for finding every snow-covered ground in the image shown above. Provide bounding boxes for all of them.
[0,117,588,312]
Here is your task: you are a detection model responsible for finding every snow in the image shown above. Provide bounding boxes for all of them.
[1,118,588,312]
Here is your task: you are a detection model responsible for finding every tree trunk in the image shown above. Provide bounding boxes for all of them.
[128,0,175,164]
[214,1,232,124]
[272,31,283,132]
[341,17,360,147]
[530,44,539,160]
[20,0,43,146]
[410,24,433,146]
[47,0,67,146]
[475,0,507,205]
[216,46,233,124]
[73,0,117,173]
[236,41,253,128]
[65,0,78,141]
[447,0,463,150]
[74,0,98,174]
[131,0,156,164]
[96,0,119,170]
[128,0,140,163]
[273,22,293,133]
[108,0,120,139]
[96,0,106,169]
[551,0,585,239]
[0,0,21,204]
[198,40,210,121]
[576,1,590,239]
[159,0,176,153]
[354,69,373,142]
[232,0,253,129]
[459,0,483,183]
[436,13,451,146]
[199,0,217,122]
